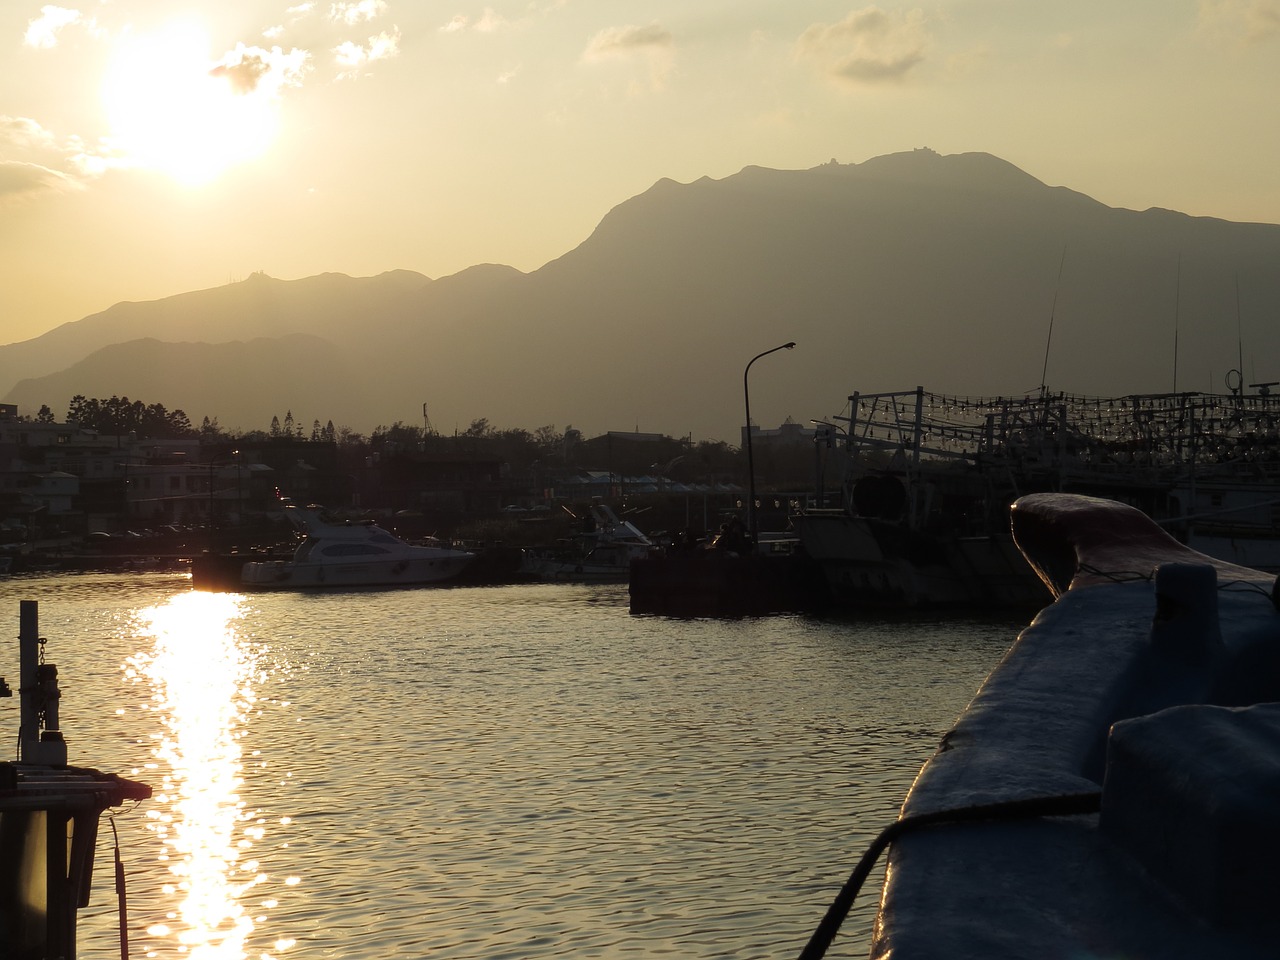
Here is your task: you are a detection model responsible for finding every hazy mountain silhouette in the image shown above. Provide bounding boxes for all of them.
[0,269,430,388]
[5,149,1279,440]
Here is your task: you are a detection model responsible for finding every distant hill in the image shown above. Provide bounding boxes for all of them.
[5,149,1280,440]
[27,334,368,431]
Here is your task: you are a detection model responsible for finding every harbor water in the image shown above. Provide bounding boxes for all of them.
[2,572,1025,959]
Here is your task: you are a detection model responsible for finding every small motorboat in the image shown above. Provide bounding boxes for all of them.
[801,492,1280,960]
[240,502,474,589]
[520,503,656,583]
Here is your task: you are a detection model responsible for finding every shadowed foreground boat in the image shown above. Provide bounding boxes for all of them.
[1,600,151,959]
[800,492,1280,959]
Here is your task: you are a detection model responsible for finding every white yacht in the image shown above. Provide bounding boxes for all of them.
[240,502,474,589]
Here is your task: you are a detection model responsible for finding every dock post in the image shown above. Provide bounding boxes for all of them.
[19,599,68,766]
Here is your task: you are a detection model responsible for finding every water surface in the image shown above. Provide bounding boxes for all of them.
[0,573,1022,959]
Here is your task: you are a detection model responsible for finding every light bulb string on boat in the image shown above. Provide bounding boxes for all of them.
[1216,578,1279,601]
[1076,562,1152,584]
[1075,563,1278,604]
[796,791,1102,960]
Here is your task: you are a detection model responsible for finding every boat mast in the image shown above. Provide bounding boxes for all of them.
[1039,246,1067,397]
[1172,252,1181,395]
[1236,274,1245,389]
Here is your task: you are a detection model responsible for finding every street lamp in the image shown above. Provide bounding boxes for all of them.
[810,419,848,508]
[232,449,242,524]
[206,449,242,541]
[743,341,796,550]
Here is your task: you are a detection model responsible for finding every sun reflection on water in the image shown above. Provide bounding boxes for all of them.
[127,592,265,959]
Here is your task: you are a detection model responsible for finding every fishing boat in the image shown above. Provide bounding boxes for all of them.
[520,503,656,583]
[2,600,152,958]
[799,492,1280,959]
[238,501,474,589]
[794,383,1280,608]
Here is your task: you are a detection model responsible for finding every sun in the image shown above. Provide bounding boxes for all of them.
[102,20,280,185]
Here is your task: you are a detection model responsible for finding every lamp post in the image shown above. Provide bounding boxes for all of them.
[743,341,796,550]
[206,449,242,542]
[233,449,242,525]
[810,419,848,509]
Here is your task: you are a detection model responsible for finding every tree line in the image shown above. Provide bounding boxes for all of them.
[28,395,754,483]
[60,395,195,438]
[51,396,559,449]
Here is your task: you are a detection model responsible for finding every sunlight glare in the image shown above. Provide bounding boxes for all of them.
[102,20,278,185]
[132,592,261,959]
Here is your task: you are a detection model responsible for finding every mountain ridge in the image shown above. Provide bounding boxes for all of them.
[5,149,1279,440]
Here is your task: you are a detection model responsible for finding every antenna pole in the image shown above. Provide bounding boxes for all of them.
[1173,253,1181,395]
[1040,246,1067,396]
[1236,274,1244,383]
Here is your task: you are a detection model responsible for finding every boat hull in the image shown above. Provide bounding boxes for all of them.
[791,513,1044,608]
[860,494,1280,959]
[240,553,473,589]
[520,558,630,583]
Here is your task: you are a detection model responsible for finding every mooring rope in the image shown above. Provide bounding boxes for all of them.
[109,815,131,960]
[797,791,1103,960]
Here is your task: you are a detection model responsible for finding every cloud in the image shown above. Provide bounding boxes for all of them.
[0,117,83,202]
[439,2,569,35]
[2,115,123,186]
[581,23,675,92]
[1198,0,1280,43]
[0,160,76,201]
[266,2,319,41]
[474,8,513,32]
[23,5,95,48]
[328,0,387,26]
[583,23,673,61]
[334,29,401,73]
[65,140,116,179]
[211,52,271,94]
[211,44,311,96]
[1,115,57,151]
[795,6,930,85]
[440,8,521,33]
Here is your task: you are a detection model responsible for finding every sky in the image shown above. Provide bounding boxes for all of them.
[3,0,1279,345]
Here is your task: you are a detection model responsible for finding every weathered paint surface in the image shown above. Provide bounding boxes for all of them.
[870,493,1280,960]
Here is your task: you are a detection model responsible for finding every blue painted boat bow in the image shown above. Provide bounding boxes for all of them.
[806,493,1280,959]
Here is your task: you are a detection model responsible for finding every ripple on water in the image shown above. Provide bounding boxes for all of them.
[13,575,1017,959]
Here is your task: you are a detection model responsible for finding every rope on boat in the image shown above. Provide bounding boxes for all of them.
[796,791,1102,960]
[1076,563,1279,606]
[1153,497,1280,526]
[1076,562,1153,584]
[109,815,131,960]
